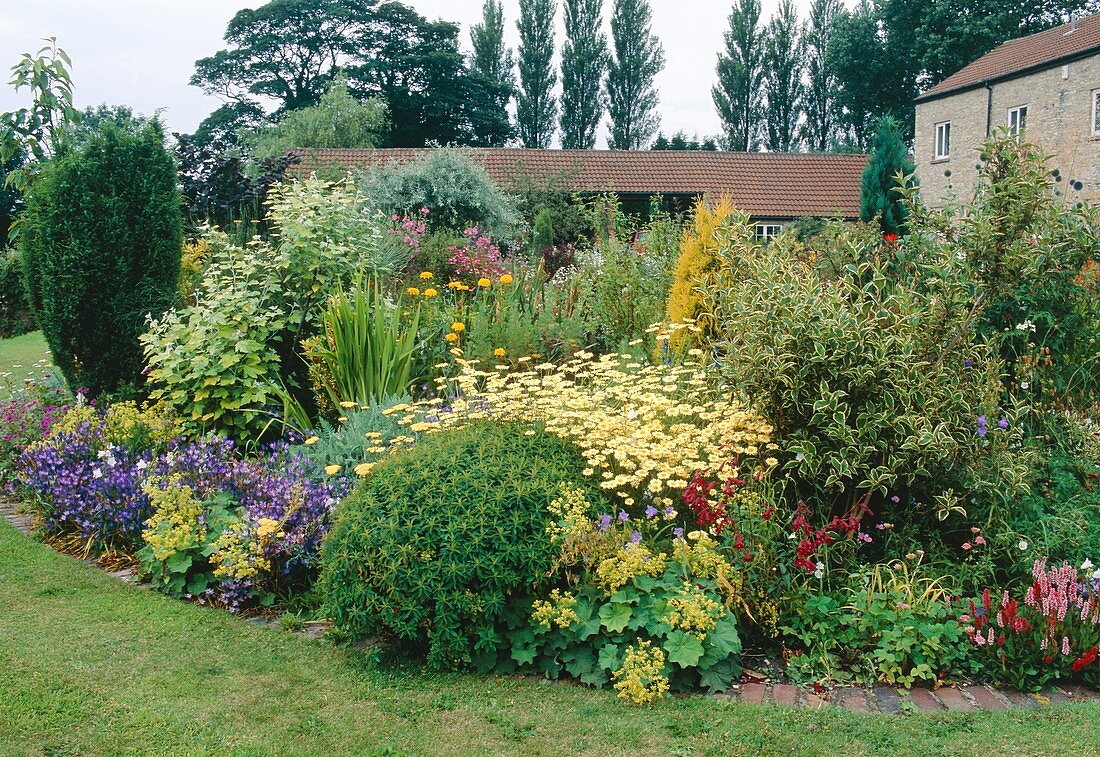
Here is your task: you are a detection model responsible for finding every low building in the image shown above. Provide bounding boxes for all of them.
[915,12,1100,207]
[285,147,868,240]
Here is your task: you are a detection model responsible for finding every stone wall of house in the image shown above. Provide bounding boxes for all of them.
[915,51,1100,208]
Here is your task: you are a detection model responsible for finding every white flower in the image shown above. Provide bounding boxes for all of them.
[813,561,825,579]
[96,450,108,460]
[1082,559,1095,571]
[1020,381,1030,390]
[1092,568,1100,581]
[136,460,148,471]
[1019,540,1029,551]
[92,468,103,480]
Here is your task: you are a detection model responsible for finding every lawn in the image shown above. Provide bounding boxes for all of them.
[0,331,54,397]
[0,522,1097,756]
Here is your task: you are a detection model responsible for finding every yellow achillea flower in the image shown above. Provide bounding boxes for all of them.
[451,322,465,332]
[444,333,459,343]
[304,436,320,446]
[420,271,433,279]
[499,273,514,284]
[394,350,774,505]
[612,641,670,704]
[530,589,579,629]
[423,288,438,298]
[339,401,357,409]
[407,287,421,296]
[493,347,506,357]
[477,277,492,287]
[354,462,374,477]
[324,464,342,475]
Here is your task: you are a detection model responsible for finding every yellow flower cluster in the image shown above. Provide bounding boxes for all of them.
[672,532,738,587]
[612,641,670,704]
[212,517,285,581]
[530,589,580,630]
[596,542,667,594]
[141,476,204,563]
[392,351,773,505]
[662,582,725,641]
[546,484,595,543]
[50,401,182,449]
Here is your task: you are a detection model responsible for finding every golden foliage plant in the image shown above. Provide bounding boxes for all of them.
[661,197,755,356]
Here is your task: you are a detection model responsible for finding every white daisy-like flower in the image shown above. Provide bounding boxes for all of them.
[1018,540,1029,551]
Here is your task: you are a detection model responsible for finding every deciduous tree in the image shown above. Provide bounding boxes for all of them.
[516,0,558,148]
[713,0,764,152]
[762,0,805,152]
[560,0,607,149]
[606,0,664,150]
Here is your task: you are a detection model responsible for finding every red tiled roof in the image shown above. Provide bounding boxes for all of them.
[918,11,1100,102]
[286,147,868,220]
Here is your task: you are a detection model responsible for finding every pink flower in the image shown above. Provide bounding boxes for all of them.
[975,535,986,545]
[962,542,972,551]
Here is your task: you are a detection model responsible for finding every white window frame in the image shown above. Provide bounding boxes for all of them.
[1092,89,1100,136]
[755,223,783,244]
[934,121,951,160]
[1007,105,1028,138]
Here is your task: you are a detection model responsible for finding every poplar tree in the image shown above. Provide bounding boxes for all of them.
[605,0,664,150]
[762,0,805,152]
[801,0,842,151]
[560,0,607,149]
[516,0,558,148]
[713,0,764,152]
[471,0,515,100]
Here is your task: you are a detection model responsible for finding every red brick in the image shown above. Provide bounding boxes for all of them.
[771,684,798,707]
[906,687,944,712]
[935,687,974,712]
[802,691,828,709]
[1001,690,1040,709]
[965,686,1006,710]
[834,687,874,713]
[741,683,767,704]
[872,686,904,714]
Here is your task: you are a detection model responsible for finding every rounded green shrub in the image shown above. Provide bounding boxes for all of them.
[320,421,606,670]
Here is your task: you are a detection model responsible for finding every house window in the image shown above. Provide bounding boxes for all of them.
[1008,105,1028,138]
[755,223,783,244]
[934,121,951,159]
[1093,89,1100,135]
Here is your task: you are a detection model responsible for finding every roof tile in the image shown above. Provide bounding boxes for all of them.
[286,148,868,219]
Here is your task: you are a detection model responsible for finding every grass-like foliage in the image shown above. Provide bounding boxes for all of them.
[321,421,606,670]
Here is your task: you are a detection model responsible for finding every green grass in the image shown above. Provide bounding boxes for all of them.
[0,331,55,397]
[0,522,1097,757]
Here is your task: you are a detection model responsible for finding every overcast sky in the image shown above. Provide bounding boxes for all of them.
[0,0,825,147]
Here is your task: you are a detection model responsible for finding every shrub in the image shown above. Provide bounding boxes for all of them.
[320,421,601,669]
[701,225,1029,528]
[0,247,34,338]
[662,197,750,354]
[358,149,519,240]
[20,120,182,397]
[859,115,916,237]
[142,180,401,439]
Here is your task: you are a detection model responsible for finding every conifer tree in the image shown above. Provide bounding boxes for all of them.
[516,0,558,148]
[560,0,608,149]
[713,0,764,151]
[605,0,664,150]
[860,116,916,236]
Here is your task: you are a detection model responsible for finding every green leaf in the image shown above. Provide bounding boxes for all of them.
[597,642,622,672]
[598,603,633,633]
[699,657,741,693]
[663,631,705,669]
[165,552,193,575]
[708,616,742,659]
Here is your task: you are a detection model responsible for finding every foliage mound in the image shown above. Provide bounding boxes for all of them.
[0,247,34,338]
[321,421,604,669]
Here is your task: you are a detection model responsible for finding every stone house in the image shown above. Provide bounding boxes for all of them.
[286,147,868,241]
[914,12,1100,207]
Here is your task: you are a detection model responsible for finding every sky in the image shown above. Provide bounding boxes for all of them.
[0,0,823,147]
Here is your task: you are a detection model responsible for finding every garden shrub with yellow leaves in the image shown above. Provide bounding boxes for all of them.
[661,197,756,355]
[394,349,773,512]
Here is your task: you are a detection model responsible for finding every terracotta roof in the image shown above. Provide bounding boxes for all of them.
[286,147,868,220]
[918,12,1100,102]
